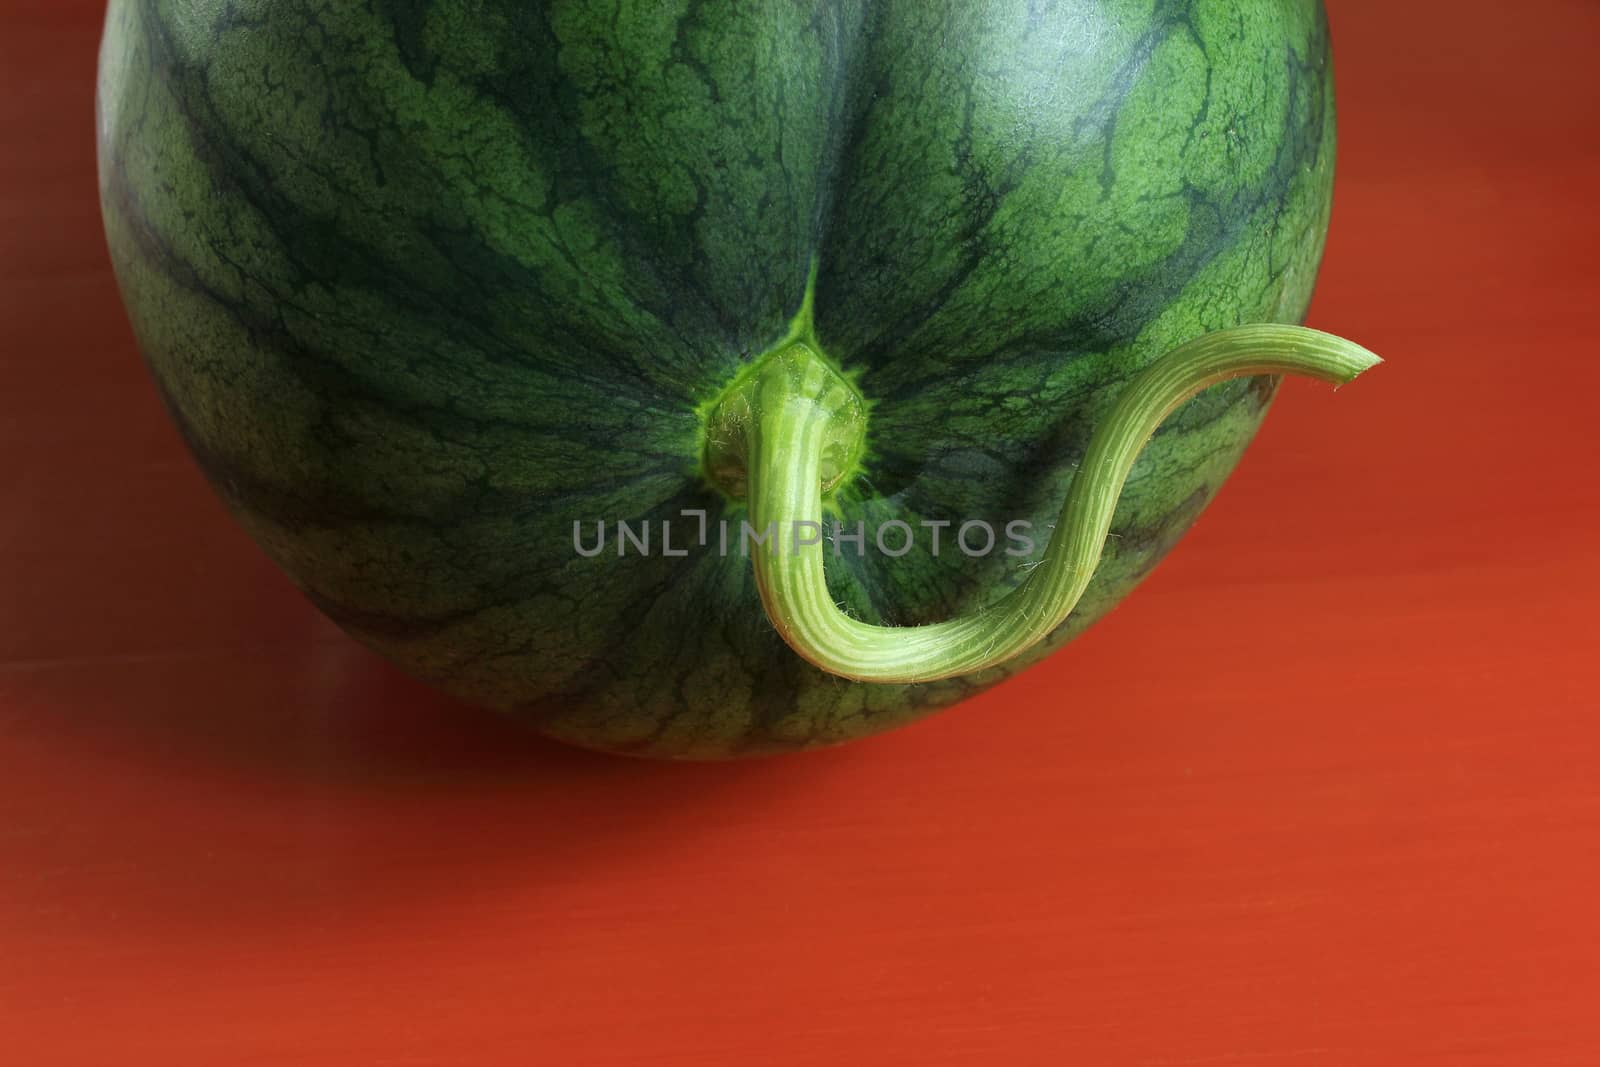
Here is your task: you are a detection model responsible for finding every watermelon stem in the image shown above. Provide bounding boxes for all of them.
[726,325,1380,684]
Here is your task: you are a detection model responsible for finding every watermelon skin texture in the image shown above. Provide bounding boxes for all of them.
[99,0,1336,758]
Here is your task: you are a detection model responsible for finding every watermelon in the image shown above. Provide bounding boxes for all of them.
[97,0,1372,758]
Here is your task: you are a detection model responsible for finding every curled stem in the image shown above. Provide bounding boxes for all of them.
[724,324,1379,683]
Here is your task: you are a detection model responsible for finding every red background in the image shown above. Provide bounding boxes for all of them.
[3,1,1598,1063]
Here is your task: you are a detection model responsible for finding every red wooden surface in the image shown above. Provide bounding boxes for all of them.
[3,2,1598,1063]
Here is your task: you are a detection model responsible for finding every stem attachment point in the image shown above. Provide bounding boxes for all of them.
[703,341,867,501]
